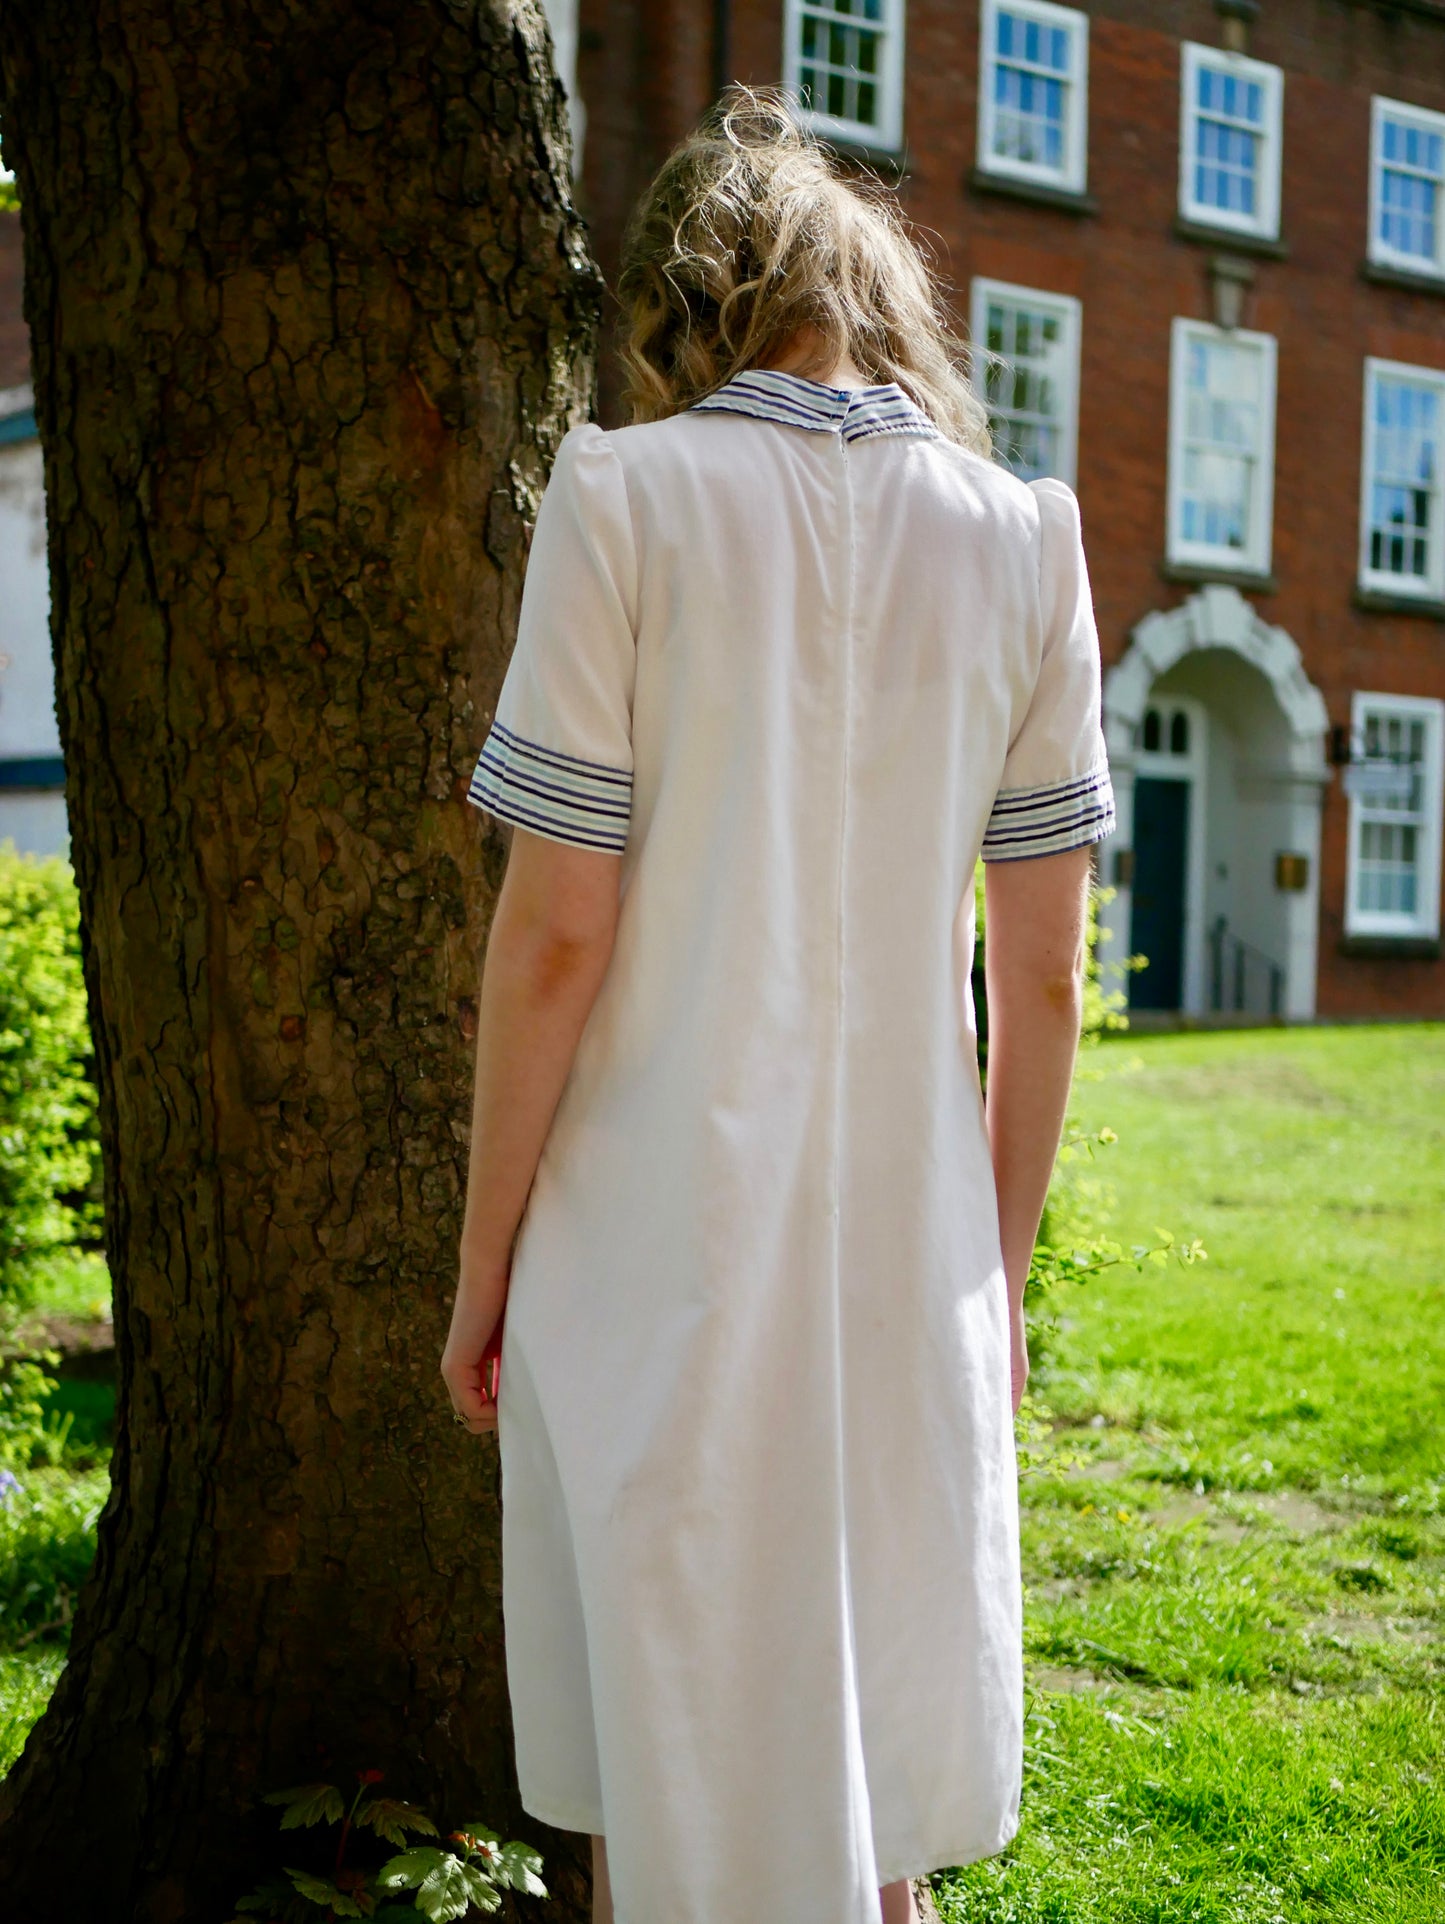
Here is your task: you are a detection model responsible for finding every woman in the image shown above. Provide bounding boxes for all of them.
[441,88,1114,1924]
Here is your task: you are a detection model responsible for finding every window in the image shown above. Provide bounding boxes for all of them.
[1178,42,1284,241]
[1369,97,1445,279]
[1344,693,1444,939]
[1166,319,1277,574]
[1138,702,1194,758]
[977,0,1088,195]
[1359,358,1445,600]
[969,278,1081,485]
[784,0,905,152]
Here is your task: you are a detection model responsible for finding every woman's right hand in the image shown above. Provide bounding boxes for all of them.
[1009,1304,1030,1416]
[441,1263,510,1436]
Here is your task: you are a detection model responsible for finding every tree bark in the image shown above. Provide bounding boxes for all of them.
[0,3,599,1916]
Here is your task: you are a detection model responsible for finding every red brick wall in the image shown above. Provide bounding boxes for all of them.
[0,10,1437,1011]
[576,0,1445,1018]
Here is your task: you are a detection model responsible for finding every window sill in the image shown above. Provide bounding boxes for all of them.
[968,167,1097,217]
[0,407,37,447]
[1353,586,1445,618]
[1161,557,1278,593]
[1338,933,1441,961]
[1361,259,1445,295]
[1173,216,1288,260]
[0,756,66,789]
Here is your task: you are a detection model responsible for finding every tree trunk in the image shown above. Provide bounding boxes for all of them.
[0,3,599,1916]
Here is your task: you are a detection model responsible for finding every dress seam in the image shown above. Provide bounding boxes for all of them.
[834,418,877,1909]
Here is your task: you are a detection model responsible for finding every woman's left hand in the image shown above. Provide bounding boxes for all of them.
[441,1265,510,1437]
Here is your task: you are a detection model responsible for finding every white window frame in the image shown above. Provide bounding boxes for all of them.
[976,0,1089,196]
[1178,41,1284,241]
[1359,356,1445,602]
[1343,691,1444,940]
[1368,95,1445,280]
[1166,317,1277,575]
[783,0,906,153]
[969,277,1081,487]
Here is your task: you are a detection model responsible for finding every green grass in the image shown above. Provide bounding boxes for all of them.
[937,1025,1445,1923]
[0,1250,113,1770]
[0,1466,107,1774]
[4,1028,1443,1913]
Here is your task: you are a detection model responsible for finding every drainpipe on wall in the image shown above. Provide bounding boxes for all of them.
[713,0,732,105]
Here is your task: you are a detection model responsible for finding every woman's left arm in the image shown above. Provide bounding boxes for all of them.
[441,825,621,1434]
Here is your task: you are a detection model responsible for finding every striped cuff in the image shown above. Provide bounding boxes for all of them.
[468,721,632,853]
[981,762,1116,862]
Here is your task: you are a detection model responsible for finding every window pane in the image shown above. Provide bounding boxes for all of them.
[1368,375,1440,582]
[794,1,888,130]
[1178,334,1264,553]
[991,7,1073,174]
[1358,819,1420,913]
[1378,110,1445,265]
[1192,58,1265,219]
[1353,701,1433,923]
[982,290,1074,482]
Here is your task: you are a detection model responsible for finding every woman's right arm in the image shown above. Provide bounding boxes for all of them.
[982,843,1093,1413]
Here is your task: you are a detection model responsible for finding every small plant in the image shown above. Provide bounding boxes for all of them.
[229,1769,546,1923]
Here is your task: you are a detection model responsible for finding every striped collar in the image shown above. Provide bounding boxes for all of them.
[691,367,940,444]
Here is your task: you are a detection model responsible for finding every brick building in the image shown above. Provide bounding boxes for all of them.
[2,6,1443,1016]
[570,0,1445,1021]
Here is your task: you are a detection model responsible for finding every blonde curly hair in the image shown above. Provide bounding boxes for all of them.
[617,85,990,454]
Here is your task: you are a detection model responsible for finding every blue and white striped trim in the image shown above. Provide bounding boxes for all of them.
[981,762,1117,862]
[691,368,940,445]
[468,721,631,852]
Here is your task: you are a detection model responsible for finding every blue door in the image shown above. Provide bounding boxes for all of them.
[1130,777,1190,1010]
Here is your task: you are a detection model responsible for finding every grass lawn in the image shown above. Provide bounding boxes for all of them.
[2,1028,1441,1921]
[935,1024,1445,1924]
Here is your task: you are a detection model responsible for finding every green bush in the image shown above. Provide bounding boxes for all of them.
[0,847,101,1468]
[0,844,99,1308]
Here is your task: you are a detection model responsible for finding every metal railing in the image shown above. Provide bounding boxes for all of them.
[1208,915,1284,1017]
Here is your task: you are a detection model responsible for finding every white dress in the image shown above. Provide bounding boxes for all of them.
[467,369,1115,1924]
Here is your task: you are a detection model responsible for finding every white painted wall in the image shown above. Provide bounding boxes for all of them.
[1154,650,1297,1013]
[539,0,586,169]
[0,437,56,759]
[0,791,68,857]
[0,392,68,858]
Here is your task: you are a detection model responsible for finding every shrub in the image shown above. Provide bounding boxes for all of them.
[0,846,101,1466]
[0,843,99,1308]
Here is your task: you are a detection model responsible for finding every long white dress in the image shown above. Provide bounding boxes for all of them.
[467,368,1115,1924]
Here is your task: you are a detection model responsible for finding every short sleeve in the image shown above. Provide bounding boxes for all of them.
[980,476,1117,862]
[468,424,637,852]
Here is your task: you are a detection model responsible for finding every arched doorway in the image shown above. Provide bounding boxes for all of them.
[1098,586,1330,1020]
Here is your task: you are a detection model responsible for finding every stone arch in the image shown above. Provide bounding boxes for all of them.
[1099,585,1331,1021]
[1104,583,1329,775]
